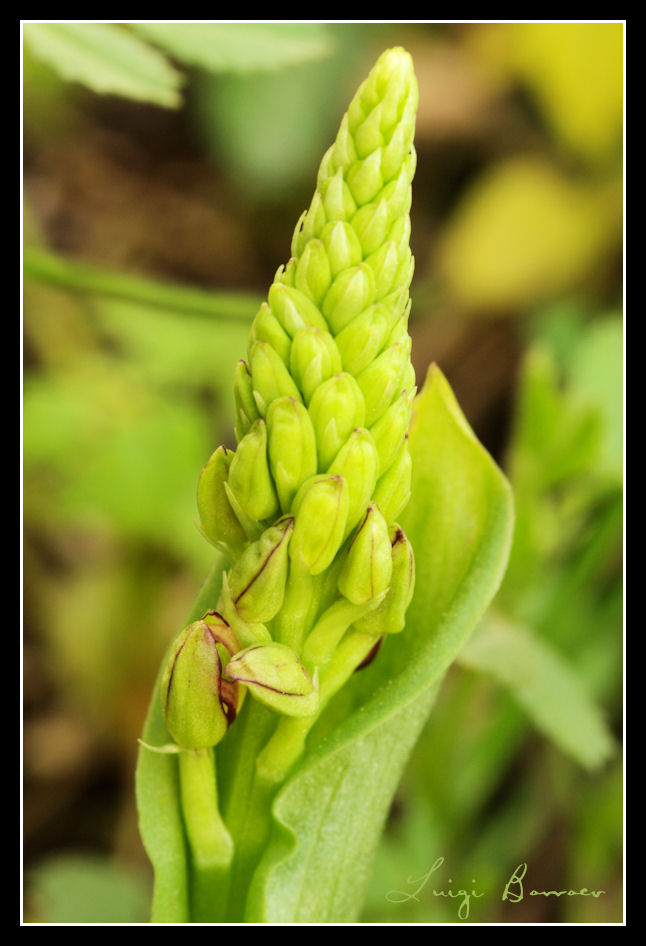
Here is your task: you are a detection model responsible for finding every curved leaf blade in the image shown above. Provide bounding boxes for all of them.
[458,614,616,770]
[23,23,183,107]
[246,364,514,921]
[132,22,334,74]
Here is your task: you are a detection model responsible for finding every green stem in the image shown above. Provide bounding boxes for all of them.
[23,246,260,321]
[301,597,381,671]
[256,629,379,787]
[216,699,277,921]
[274,561,316,652]
[178,748,233,922]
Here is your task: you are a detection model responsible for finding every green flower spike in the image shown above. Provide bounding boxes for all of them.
[214,44,416,727]
[140,45,424,925]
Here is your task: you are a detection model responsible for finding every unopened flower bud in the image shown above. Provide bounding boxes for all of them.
[266,397,317,511]
[387,209,411,243]
[227,518,293,624]
[224,642,318,717]
[249,340,301,417]
[334,303,390,376]
[268,282,328,337]
[327,428,379,536]
[308,372,366,470]
[331,112,358,170]
[320,166,357,221]
[294,192,327,254]
[379,154,414,221]
[353,525,414,634]
[357,339,411,426]
[294,239,332,304]
[248,302,291,364]
[227,419,279,523]
[354,102,384,159]
[290,474,349,575]
[197,445,247,552]
[337,502,393,605]
[233,360,260,442]
[289,325,342,405]
[320,220,363,276]
[365,241,400,299]
[322,263,376,335]
[161,615,238,749]
[369,390,410,475]
[346,147,383,205]
[373,437,412,522]
[316,145,335,188]
[386,306,412,348]
[379,286,409,333]
[381,122,409,183]
[351,198,390,255]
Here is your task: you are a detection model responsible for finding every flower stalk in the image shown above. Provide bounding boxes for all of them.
[145,46,419,922]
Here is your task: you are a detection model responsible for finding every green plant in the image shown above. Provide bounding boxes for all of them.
[135,46,513,924]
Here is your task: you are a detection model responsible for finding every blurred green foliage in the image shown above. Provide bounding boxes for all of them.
[23,21,623,923]
[363,307,622,923]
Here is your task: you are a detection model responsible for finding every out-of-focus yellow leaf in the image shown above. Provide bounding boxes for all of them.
[438,157,620,313]
[469,22,623,164]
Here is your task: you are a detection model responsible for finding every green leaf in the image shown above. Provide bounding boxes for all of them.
[135,558,227,923]
[568,317,623,481]
[245,364,514,921]
[23,23,183,108]
[132,22,333,73]
[457,614,616,770]
[191,26,363,199]
[23,246,261,322]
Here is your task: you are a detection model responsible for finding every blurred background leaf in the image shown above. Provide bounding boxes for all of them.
[437,158,620,314]
[23,23,184,108]
[26,854,151,923]
[22,21,623,924]
[131,22,335,73]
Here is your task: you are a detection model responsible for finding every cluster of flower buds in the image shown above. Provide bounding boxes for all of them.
[162,47,417,750]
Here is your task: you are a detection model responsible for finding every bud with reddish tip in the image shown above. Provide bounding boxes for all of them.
[227,518,294,624]
[161,613,240,749]
[337,502,393,605]
[353,525,415,635]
